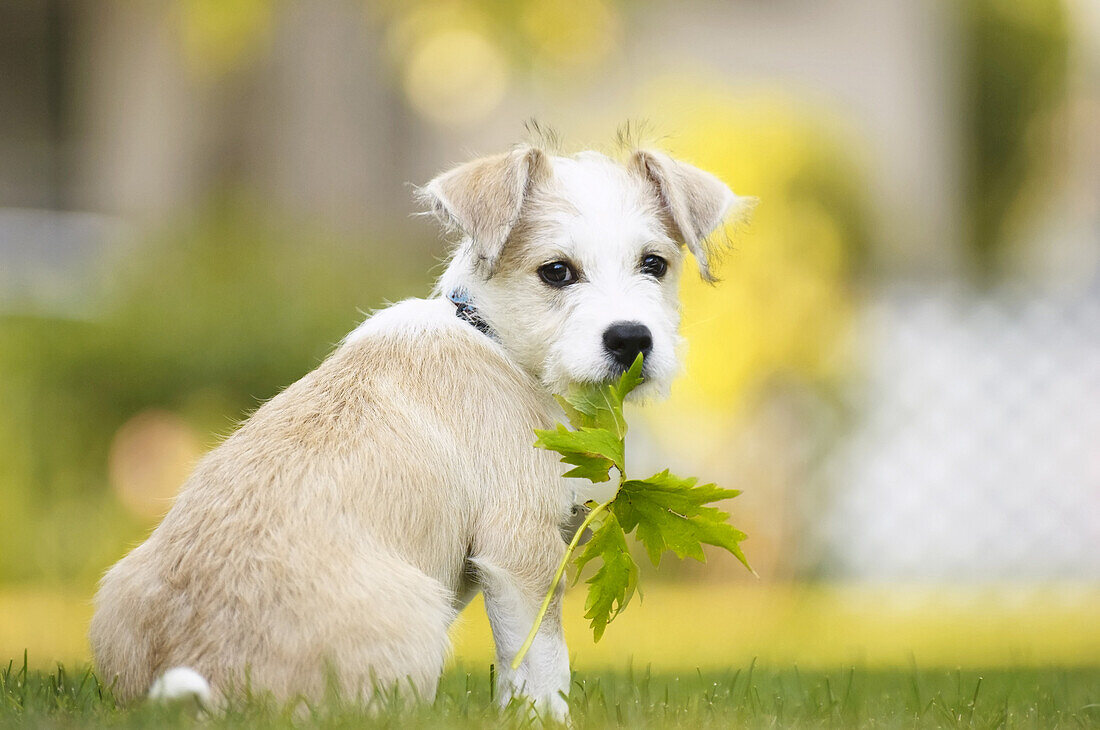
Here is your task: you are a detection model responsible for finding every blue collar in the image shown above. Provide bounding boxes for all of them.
[447,289,496,340]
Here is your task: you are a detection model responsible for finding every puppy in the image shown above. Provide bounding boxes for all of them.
[89,144,749,718]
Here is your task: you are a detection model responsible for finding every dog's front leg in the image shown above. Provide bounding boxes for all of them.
[473,529,570,720]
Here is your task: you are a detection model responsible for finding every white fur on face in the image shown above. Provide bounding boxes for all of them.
[440,152,685,397]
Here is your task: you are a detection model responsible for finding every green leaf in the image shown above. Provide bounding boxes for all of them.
[553,393,594,431]
[613,352,645,403]
[556,386,625,437]
[554,352,645,438]
[534,423,625,479]
[573,510,638,642]
[613,470,751,572]
[514,352,750,660]
[559,453,616,483]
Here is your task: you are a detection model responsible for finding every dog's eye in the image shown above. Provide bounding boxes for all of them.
[538,261,579,287]
[640,254,668,279]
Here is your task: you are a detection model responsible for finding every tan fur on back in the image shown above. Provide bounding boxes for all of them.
[90,316,566,702]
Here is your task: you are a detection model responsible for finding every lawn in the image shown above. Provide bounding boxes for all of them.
[2,659,1099,728]
[3,583,1099,727]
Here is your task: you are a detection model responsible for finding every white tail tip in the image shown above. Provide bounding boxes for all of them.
[148,666,212,705]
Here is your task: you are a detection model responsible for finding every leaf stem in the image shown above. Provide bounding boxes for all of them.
[510,497,614,670]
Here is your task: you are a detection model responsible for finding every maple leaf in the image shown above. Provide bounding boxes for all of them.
[614,471,751,572]
[512,353,751,667]
[533,424,622,482]
[572,510,638,641]
[553,353,643,438]
[533,354,643,480]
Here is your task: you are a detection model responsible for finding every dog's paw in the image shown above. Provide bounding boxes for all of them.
[497,666,570,723]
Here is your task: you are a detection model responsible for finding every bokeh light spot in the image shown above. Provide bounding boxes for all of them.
[177,0,273,80]
[402,28,510,126]
[108,410,204,521]
[521,0,619,71]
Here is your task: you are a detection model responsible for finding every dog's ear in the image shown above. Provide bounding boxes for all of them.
[631,149,754,281]
[418,146,551,276]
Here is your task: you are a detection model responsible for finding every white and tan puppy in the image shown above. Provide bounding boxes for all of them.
[89,143,749,718]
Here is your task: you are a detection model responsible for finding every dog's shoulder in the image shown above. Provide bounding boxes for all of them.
[343,297,464,345]
[335,297,549,418]
[338,297,517,383]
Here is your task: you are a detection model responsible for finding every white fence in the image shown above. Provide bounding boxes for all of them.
[815,284,1100,581]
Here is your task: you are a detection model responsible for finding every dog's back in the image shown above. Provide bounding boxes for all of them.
[90,298,562,702]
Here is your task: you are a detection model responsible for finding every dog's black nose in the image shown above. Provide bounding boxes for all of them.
[602,321,653,368]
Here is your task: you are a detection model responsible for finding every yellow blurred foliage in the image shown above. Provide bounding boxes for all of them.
[10,584,1099,671]
[625,81,865,458]
[452,584,1100,670]
[403,28,511,125]
[177,0,273,80]
[377,0,623,124]
[520,0,620,72]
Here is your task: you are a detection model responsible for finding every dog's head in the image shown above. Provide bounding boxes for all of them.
[422,145,751,397]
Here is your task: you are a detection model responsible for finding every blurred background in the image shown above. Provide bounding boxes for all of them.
[1,0,1098,671]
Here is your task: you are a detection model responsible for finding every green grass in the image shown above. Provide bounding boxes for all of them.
[2,658,1098,728]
